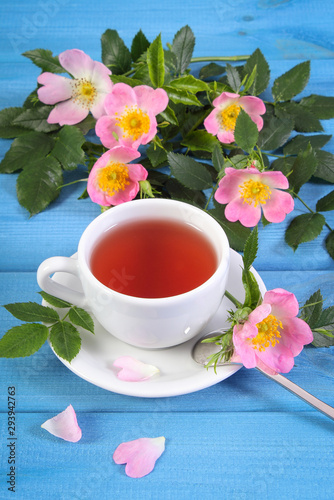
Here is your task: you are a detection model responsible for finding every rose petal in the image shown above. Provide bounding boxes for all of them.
[41,405,82,442]
[113,437,165,478]
[113,356,160,382]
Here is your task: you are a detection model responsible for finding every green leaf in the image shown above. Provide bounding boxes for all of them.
[181,130,220,153]
[283,134,332,155]
[49,321,81,362]
[317,305,334,328]
[258,115,294,151]
[74,114,96,135]
[147,34,165,87]
[69,307,95,334]
[242,226,258,272]
[50,125,86,170]
[131,29,150,62]
[0,107,30,138]
[171,25,195,75]
[285,213,326,251]
[234,109,259,153]
[16,157,63,216]
[199,63,226,80]
[300,94,334,120]
[271,156,296,177]
[312,329,334,348]
[131,64,151,85]
[212,144,225,173]
[314,150,334,183]
[159,105,179,126]
[325,231,334,259]
[276,102,323,133]
[22,49,63,73]
[209,201,251,251]
[163,86,202,106]
[288,144,318,194]
[300,289,323,329]
[169,74,210,93]
[0,324,49,358]
[38,291,71,309]
[146,144,168,168]
[242,48,270,96]
[101,29,132,74]
[4,302,59,323]
[12,106,60,133]
[110,75,144,87]
[316,190,334,212]
[272,61,310,102]
[167,152,212,190]
[0,131,54,173]
[226,63,241,92]
[242,268,261,309]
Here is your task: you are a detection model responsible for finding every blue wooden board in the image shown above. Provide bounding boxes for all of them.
[0,1,334,499]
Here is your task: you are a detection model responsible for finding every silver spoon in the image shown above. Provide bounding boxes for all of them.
[192,333,334,421]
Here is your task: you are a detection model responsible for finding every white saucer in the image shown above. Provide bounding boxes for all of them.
[44,250,266,398]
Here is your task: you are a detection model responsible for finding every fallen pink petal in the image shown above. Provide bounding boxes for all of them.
[41,404,82,442]
[113,437,166,478]
[113,356,160,381]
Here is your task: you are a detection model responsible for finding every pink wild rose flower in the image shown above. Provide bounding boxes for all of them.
[232,288,313,374]
[95,83,169,149]
[214,166,294,227]
[87,145,148,206]
[204,91,266,144]
[113,437,166,478]
[37,49,113,125]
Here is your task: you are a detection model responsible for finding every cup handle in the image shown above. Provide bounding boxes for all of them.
[37,256,86,308]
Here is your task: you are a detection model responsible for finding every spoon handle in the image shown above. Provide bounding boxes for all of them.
[257,368,334,421]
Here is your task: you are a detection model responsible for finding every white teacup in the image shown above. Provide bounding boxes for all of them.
[37,199,230,349]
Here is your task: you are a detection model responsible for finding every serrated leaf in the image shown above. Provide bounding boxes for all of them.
[131,64,152,86]
[110,75,144,87]
[0,131,54,173]
[169,74,210,93]
[314,150,334,183]
[242,268,261,309]
[300,94,334,120]
[50,125,86,170]
[272,61,310,102]
[74,114,96,135]
[288,144,318,194]
[212,144,225,173]
[199,63,226,80]
[317,305,334,328]
[69,307,94,334]
[101,29,132,74]
[271,156,296,177]
[146,144,168,168]
[0,107,30,138]
[171,25,195,75]
[181,130,220,153]
[159,105,179,126]
[49,321,81,362]
[325,231,334,259]
[12,106,59,133]
[300,289,323,329]
[234,109,259,153]
[283,134,332,155]
[226,63,241,92]
[209,201,251,251]
[258,115,293,151]
[242,48,270,96]
[312,329,334,348]
[167,152,212,190]
[285,213,326,251]
[0,324,49,358]
[316,190,334,212]
[242,226,258,272]
[163,85,202,106]
[147,34,165,87]
[22,49,63,73]
[38,291,72,309]
[16,157,63,216]
[165,178,206,207]
[131,29,150,62]
[4,302,59,323]
[276,102,323,133]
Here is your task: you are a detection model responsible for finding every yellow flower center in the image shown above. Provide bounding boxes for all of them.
[221,103,241,131]
[96,163,130,197]
[239,179,271,207]
[251,314,282,352]
[116,106,150,141]
[71,78,97,108]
